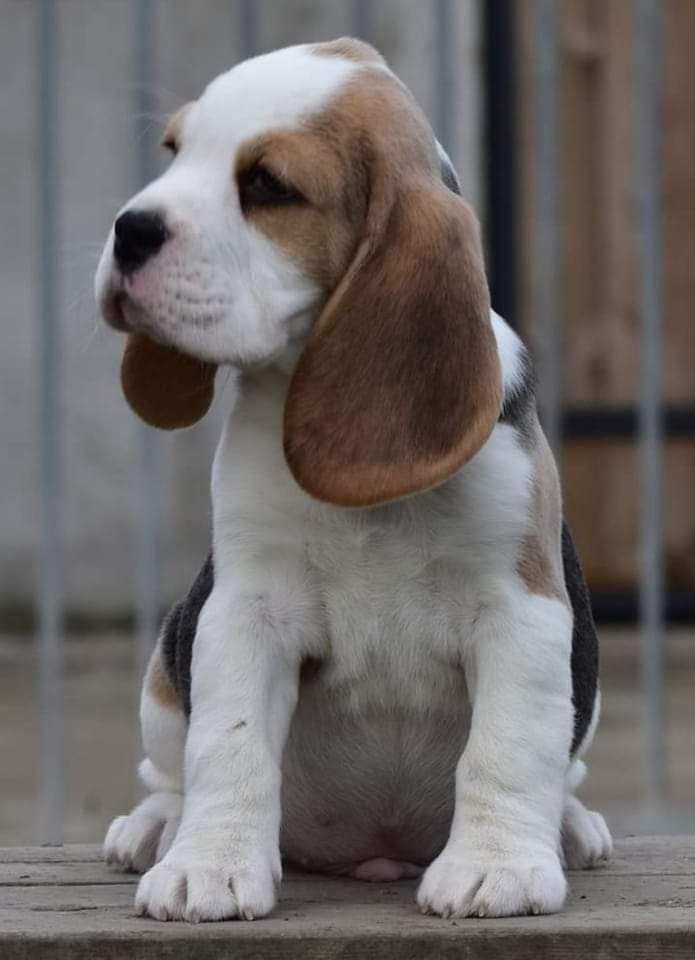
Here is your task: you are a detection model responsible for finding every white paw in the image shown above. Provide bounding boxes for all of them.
[135,845,281,922]
[417,845,566,919]
[561,795,612,869]
[104,792,182,874]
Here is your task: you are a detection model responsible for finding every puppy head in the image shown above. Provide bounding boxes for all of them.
[96,37,502,505]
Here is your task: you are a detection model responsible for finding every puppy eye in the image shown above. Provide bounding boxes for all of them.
[162,137,178,156]
[238,164,303,211]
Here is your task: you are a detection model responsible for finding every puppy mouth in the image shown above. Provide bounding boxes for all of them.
[99,282,131,333]
[100,281,160,340]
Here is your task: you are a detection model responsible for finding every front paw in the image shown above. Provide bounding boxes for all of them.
[104,792,182,874]
[135,844,281,922]
[417,845,566,919]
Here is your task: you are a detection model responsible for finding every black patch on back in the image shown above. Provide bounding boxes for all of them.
[499,346,537,444]
[563,522,599,755]
[161,552,214,717]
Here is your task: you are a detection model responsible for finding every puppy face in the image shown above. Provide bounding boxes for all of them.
[96,40,387,366]
[96,38,502,506]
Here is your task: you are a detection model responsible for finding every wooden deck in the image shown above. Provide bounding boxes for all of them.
[2,838,695,958]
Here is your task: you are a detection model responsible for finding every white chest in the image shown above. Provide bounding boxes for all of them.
[303,500,479,713]
[212,376,532,708]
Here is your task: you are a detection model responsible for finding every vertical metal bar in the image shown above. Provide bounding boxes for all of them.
[635,0,666,807]
[484,0,518,327]
[433,0,456,163]
[132,0,161,681]
[239,0,259,57]
[36,0,64,846]
[532,0,562,456]
[351,0,372,41]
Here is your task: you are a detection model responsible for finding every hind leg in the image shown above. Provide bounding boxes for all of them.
[104,641,186,873]
[561,758,612,869]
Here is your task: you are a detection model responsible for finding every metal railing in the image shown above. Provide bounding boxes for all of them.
[634,0,665,807]
[32,0,668,842]
[36,0,64,847]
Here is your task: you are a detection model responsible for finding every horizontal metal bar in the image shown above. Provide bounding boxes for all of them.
[591,590,695,625]
[562,406,695,440]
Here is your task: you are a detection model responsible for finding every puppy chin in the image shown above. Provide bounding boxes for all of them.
[104,290,216,366]
[97,269,162,340]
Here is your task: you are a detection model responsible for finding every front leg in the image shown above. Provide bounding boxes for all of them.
[136,576,303,922]
[418,592,573,918]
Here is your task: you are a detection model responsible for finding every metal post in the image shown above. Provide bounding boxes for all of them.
[36,0,64,846]
[239,0,259,57]
[532,0,562,456]
[351,0,372,41]
[132,0,161,681]
[635,0,666,808]
[433,0,456,164]
[484,0,518,327]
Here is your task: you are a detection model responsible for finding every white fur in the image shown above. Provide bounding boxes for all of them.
[491,309,525,395]
[98,42,608,923]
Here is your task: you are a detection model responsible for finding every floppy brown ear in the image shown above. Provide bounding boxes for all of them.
[121,332,216,430]
[283,181,502,507]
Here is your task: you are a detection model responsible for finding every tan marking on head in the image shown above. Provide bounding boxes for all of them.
[145,645,180,710]
[161,103,192,152]
[313,37,386,66]
[517,422,569,602]
[237,68,437,292]
[235,126,365,289]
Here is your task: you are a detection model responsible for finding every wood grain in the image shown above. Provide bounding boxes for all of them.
[1,839,695,958]
[516,0,695,590]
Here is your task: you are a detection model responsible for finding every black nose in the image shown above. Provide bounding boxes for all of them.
[113,209,167,274]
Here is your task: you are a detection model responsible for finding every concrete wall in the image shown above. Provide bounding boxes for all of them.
[0,0,482,621]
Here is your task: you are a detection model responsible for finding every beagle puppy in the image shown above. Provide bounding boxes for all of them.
[96,38,611,922]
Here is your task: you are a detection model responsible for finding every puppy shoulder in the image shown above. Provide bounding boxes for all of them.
[511,413,567,605]
[491,310,537,445]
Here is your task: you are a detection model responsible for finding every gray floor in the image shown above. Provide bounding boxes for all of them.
[1,629,693,846]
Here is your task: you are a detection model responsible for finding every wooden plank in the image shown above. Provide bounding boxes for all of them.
[1,840,695,958]
[563,440,695,589]
[662,0,695,405]
[0,860,132,887]
[0,845,103,865]
[516,0,695,591]
[560,0,638,407]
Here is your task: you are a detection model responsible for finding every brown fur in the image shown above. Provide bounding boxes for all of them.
[121,333,216,430]
[517,423,568,602]
[236,68,434,288]
[235,129,364,289]
[146,646,180,709]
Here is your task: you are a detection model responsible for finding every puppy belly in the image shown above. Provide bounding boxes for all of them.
[280,690,469,874]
